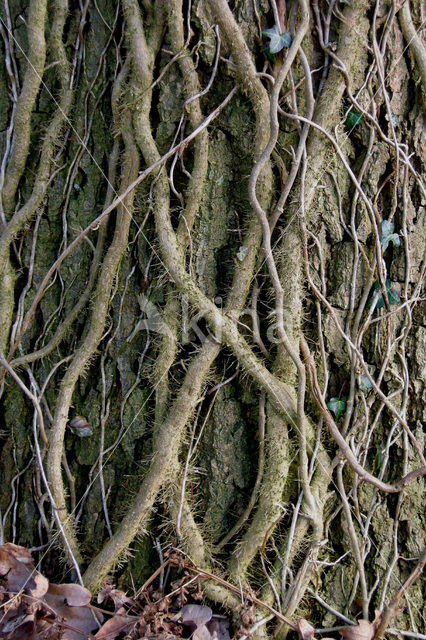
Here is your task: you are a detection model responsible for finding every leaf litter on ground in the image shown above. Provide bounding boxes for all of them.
[0,543,387,640]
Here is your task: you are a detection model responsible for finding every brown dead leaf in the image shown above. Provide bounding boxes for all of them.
[193,624,212,640]
[43,585,102,640]
[297,618,316,640]
[0,546,49,598]
[1,543,34,565]
[172,604,213,629]
[94,606,135,639]
[206,616,231,640]
[0,598,60,640]
[47,582,91,607]
[0,543,106,639]
[97,584,134,611]
[2,612,35,635]
[173,604,231,640]
[340,620,376,640]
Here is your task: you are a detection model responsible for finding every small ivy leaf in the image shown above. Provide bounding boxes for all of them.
[327,397,347,421]
[368,279,400,310]
[263,25,281,52]
[236,246,248,261]
[71,426,93,437]
[387,111,400,128]
[387,234,400,250]
[345,110,363,129]
[216,175,224,186]
[368,283,383,310]
[279,31,292,48]
[375,294,385,309]
[380,220,400,252]
[263,25,292,54]
[69,416,93,437]
[381,219,394,237]
[387,285,400,305]
[360,375,373,392]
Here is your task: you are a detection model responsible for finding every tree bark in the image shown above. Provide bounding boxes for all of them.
[0,0,424,635]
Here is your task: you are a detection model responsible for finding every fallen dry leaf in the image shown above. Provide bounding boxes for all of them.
[0,546,49,598]
[47,582,91,607]
[0,598,59,640]
[194,624,212,640]
[172,604,216,640]
[94,606,135,639]
[297,618,316,640]
[206,616,230,640]
[172,603,213,629]
[42,582,102,640]
[1,543,34,565]
[97,583,134,611]
[340,620,376,640]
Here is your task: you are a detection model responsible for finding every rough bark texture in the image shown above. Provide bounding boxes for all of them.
[0,0,425,636]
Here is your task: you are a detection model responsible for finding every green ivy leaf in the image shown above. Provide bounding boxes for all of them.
[368,279,400,310]
[380,219,400,252]
[387,286,400,305]
[345,110,363,129]
[360,375,373,392]
[327,397,347,421]
[390,112,399,128]
[71,426,93,437]
[263,25,292,54]
[69,416,93,437]
[236,246,248,261]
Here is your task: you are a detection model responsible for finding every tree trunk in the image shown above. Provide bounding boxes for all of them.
[0,0,424,635]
